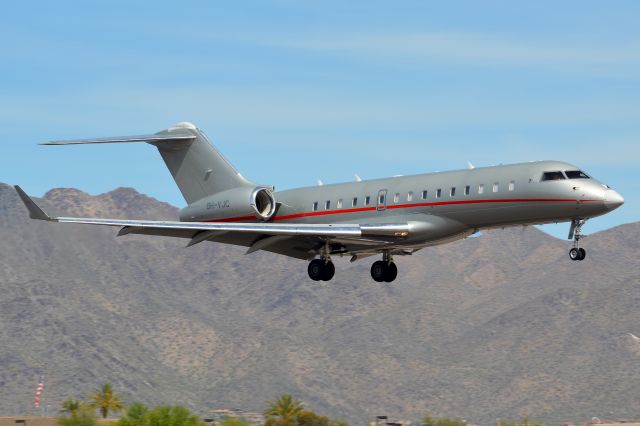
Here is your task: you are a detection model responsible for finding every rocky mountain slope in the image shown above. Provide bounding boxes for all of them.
[0,183,638,424]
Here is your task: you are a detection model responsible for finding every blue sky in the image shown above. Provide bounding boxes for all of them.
[1,1,638,238]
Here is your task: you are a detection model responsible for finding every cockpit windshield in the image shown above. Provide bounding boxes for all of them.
[565,170,590,179]
[541,171,565,181]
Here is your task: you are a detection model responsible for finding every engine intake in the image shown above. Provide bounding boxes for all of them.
[250,187,276,220]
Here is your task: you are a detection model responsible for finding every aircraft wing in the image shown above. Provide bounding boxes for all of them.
[14,186,409,259]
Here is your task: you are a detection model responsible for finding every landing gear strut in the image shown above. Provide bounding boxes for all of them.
[370,251,398,282]
[568,219,587,261]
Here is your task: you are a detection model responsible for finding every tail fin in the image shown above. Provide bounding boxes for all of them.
[152,123,253,203]
[43,122,253,204]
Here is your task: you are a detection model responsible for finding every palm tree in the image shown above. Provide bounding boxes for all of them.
[60,399,83,416]
[89,383,123,418]
[264,394,304,426]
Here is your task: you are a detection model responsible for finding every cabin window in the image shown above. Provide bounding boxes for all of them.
[325,200,331,210]
[436,188,442,198]
[352,197,358,207]
[541,171,565,181]
[464,185,470,196]
[493,182,499,193]
[337,199,343,209]
[378,193,385,204]
[421,190,428,200]
[478,184,484,194]
[393,193,400,203]
[450,187,456,197]
[312,201,318,212]
[565,170,590,179]
[365,195,371,206]
[407,191,413,202]
[508,181,515,192]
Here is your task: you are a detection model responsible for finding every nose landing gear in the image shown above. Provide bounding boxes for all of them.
[370,251,398,282]
[568,219,587,261]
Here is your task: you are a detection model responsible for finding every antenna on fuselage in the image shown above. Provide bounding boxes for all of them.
[467,161,475,170]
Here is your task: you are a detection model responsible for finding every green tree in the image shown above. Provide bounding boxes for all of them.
[143,406,203,426]
[60,399,84,416]
[58,408,96,426]
[89,383,124,419]
[264,395,305,426]
[118,402,149,426]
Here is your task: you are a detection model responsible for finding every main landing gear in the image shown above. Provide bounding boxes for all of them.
[370,251,398,283]
[307,250,399,282]
[308,243,336,281]
[568,219,587,261]
[308,258,335,281]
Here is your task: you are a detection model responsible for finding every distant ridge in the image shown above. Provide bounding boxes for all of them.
[0,182,639,424]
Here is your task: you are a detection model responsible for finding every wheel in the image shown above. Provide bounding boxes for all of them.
[321,261,335,281]
[371,261,387,282]
[384,262,398,282]
[578,248,586,261]
[308,259,324,281]
[569,248,580,261]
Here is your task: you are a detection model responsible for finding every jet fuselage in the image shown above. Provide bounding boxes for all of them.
[181,160,622,250]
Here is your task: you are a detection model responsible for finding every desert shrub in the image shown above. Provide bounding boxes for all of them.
[58,408,97,426]
[422,416,466,426]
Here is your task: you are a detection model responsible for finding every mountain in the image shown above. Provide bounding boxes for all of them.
[0,182,638,424]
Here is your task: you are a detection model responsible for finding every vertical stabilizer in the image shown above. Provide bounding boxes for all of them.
[152,122,253,204]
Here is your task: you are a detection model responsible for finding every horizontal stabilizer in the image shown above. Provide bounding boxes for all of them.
[42,133,195,146]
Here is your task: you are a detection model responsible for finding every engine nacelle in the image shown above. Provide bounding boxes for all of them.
[249,186,277,220]
[179,186,277,222]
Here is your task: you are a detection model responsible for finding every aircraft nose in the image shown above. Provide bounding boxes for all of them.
[604,189,624,211]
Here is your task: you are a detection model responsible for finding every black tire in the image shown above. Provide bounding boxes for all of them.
[321,261,335,281]
[384,262,398,282]
[307,259,324,281]
[569,248,580,261]
[370,261,387,282]
[578,248,586,261]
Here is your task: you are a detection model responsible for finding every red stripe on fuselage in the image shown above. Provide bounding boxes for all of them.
[204,198,602,223]
[274,205,376,220]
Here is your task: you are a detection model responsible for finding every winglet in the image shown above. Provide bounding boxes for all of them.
[13,186,52,221]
